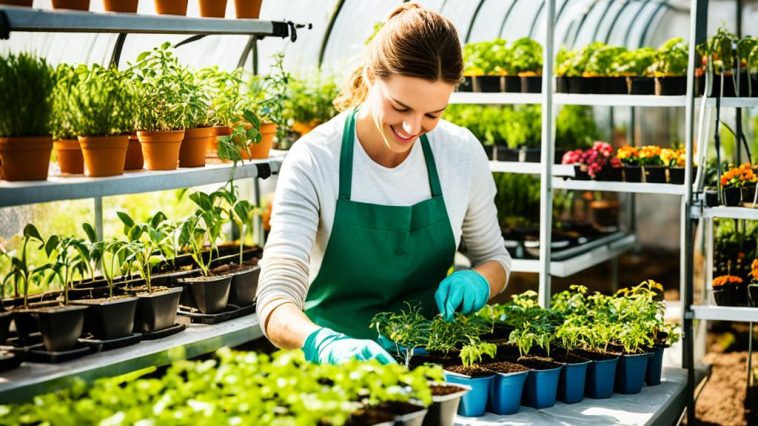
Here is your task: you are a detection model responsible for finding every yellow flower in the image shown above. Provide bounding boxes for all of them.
[616,146,638,160]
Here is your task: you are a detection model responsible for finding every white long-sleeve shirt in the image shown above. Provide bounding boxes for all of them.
[256,111,511,336]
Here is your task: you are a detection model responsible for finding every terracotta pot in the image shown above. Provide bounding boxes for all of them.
[242,122,275,159]
[51,0,90,9]
[0,136,53,181]
[206,126,231,158]
[137,130,184,170]
[234,0,261,18]
[54,138,84,175]
[124,135,144,170]
[103,0,138,12]
[292,120,319,136]
[0,0,33,6]
[154,0,187,15]
[179,127,213,167]
[78,135,129,177]
[199,0,226,17]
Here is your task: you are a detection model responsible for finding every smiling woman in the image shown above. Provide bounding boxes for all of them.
[256,2,511,366]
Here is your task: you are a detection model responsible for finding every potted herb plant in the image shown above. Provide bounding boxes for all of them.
[0,53,55,181]
[178,69,214,168]
[284,71,339,137]
[441,340,497,417]
[242,53,289,159]
[510,37,543,93]
[68,64,137,177]
[51,64,84,175]
[584,44,627,94]
[551,285,593,404]
[195,67,244,157]
[555,47,576,93]
[618,47,656,95]
[567,42,604,93]
[129,43,191,170]
[652,37,688,96]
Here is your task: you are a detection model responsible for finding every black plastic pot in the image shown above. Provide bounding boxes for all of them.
[711,72,751,97]
[72,296,138,340]
[644,165,667,183]
[0,311,11,344]
[475,75,502,92]
[523,147,541,163]
[628,76,655,95]
[482,145,494,160]
[579,77,606,94]
[704,189,719,206]
[669,167,685,184]
[573,164,590,180]
[179,274,232,314]
[723,186,742,206]
[496,147,519,162]
[12,309,40,338]
[742,184,757,206]
[457,76,473,92]
[555,76,568,93]
[602,77,628,94]
[36,305,88,352]
[228,265,260,307]
[713,285,738,307]
[655,76,686,95]
[504,76,520,92]
[567,76,588,93]
[598,167,623,182]
[749,283,758,307]
[132,286,183,333]
[520,75,542,93]
[422,384,470,426]
[623,165,642,182]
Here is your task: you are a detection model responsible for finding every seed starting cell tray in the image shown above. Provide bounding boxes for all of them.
[178,303,256,325]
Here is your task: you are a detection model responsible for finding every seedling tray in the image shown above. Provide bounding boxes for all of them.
[140,323,186,341]
[79,333,142,352]
[6,333,43,348]
[8,343,93,363]
[178,303,255,325]
[0,351,21,372]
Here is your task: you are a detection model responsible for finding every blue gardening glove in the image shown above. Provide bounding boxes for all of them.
[302,327,396,365]
[434,269,490,322]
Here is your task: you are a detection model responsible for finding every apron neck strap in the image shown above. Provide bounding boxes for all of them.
[339,108,442,200]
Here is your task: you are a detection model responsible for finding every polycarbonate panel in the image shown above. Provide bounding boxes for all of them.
[0,32,116,66]
[607,1,646,46]
[625,2,660,48]
[499,0,545,42]
[438,0,477,42]
[647,9,690,48]
[573,0,610,47]
[594,0,625,43]
[415,0,446,12]
[466,0,517,43]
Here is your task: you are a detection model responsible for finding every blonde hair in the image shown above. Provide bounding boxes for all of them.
[334,3,463,112]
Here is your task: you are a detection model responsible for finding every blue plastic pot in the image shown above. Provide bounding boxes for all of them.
[557,360,590,404]
[645,346,666,386]
[521,365,562,409]
[488,370,528,415]
[444,371,495,417]
[615,353,651,394]
[585,357,618,399]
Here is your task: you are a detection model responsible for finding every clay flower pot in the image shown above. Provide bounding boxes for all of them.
[292,120,319,136]
[103,0,138,13]
[242,122,276,159]
[0,136,53,181]
[51,0,90,10]
[154,0,187,15]
[234,0,262,18]
[124,135,144,170]
[207,125,231,158]
[137,130,184,170]
[199,0,227,17]
[78,135,129,177]
[54,138,84,175]
[179,127,213,167]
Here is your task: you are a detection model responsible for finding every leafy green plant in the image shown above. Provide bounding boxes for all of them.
[617,47,656,76]
[99,237,127,299]
[51,64,80,140]
[0,225,49,308]
[555,47,577,77]
[217,181,258,265]
[66,64,137,137]
[284,71,339,126]
[459,342,497,367]
[81,223,103,283]
[370,302,431,367]
[194,66,243,128]
[178,190,228,277]
[585,45,627,77]
[463,39,510,75]
[217,109,261,167]
[652,37,689,77]
[555,105,597,150]
[510,37,543,75]
[43,233,90,306]
[244,52,290,138]
[118,211,173,293]
[0,52,55,137]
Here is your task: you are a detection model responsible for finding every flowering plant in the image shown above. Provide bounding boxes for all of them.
[720,163,757,188]
[638,145,664,166]
[562,141,620,178]
[616,145,639,166]
[660,148,685,168]
[712,275,743,288]
[751,259,758,283]
[561,149,583,165]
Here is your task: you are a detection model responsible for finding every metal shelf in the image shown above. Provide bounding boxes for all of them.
[0,314,263,404]
[699,206,758,220]
[552,178,687,195]
[554,94,687,107]
[0,6,302,37]
[449,92,542,105]
[489,161,574,176]
[704,97,758,109]
[690,306,758,322]
[0,157,283,208]
[510,233,636,277]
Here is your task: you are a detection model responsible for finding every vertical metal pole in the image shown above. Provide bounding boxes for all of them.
[253,178,264,247]
[735,0,743,162]
[538,0,555,308]
[629,108,637,235]
[94,197,104,241]
[611,257,619,292]
[748,322,754,391]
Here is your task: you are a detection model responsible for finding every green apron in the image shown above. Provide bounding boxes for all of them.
[305,109,456,339]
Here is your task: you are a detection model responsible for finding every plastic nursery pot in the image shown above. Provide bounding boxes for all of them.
[179,127,213,167]
[567,76,587,94]
[475,75,503,93]
[645,345,666,386]
[623,165,642,182]
[72,297,138,340]
[742,184,757,207]
[51,0,90,10]
[137,130,184,170]
[242,123,276,159]
[488,369,528,415]
[712,284,741,307]
[131,286,183,333]
[390,403,428,426]
[443,370,495,417]
[585,356,619,399]
[555,76,569,93]
[103,0,139,13]
[749,284,758,307]
[12,309,40,338]
[655,76,686,96]
[54,138,84,175]
[457,76,474,92]
[199,0,227,17]
[722,186,742,207]
[124,135,144,170]
[615,352,651,394]
[668,167,685,185]
[496,146,519,162]
[79,135,129,177]
[557,360,590,404]
[603,77,629,95]
[644,165,667,183]
[573,164,590,180]
[422,383,470,426]
[234,0,262,18]
[503,76,520,93]
[520,361,563,409]
[36,305,88,352]
[628,76,655,95]
[0,136,53,181]
[523,148,541,163]
[177,274,232,314]
[710,72,751,97]
[520,75,542,93]
[154,0,188,15]
[598,167,623,182]
[0,311,11,344]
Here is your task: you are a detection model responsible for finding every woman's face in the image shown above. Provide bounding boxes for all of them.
[365,74,455,154]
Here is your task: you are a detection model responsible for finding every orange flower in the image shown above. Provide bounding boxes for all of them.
[720,163,757,187]
[751,259,758,281]
[712,275,743,287]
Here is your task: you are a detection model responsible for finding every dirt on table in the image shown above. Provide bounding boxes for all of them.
[694,351,758,426]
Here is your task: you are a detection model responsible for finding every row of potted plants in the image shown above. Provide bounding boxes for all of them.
[0,0,264,18]
[562,142,691,184]
[372,280,680,417]
[459,37,543,93]
[0,46,288,182]
[719,163,758,207]
[0,348,468,426]
[698,28,758,98]
[712,259,758,307]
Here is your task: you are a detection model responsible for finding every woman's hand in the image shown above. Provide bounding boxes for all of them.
[302,327,396,365]
[434,269,490,321]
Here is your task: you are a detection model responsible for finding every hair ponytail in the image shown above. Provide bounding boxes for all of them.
[333,64,368,112]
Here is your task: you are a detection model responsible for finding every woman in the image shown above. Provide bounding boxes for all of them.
[256,3,511,365]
